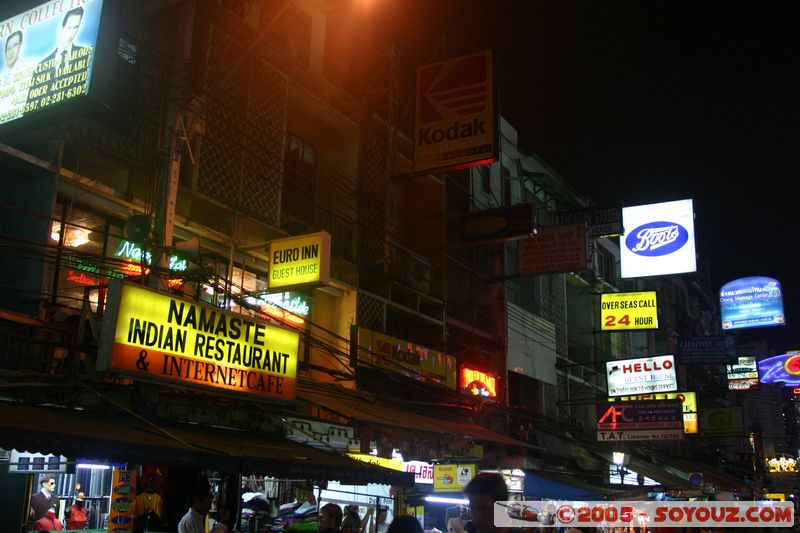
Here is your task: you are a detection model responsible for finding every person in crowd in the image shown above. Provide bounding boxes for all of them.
[319,502,344,533]
[65,491,89,530]
[386,515,423,533]
[373,505,389,533]
[178,489,213,533]
[463,473,508,533]
[341,505,364,533]
[447,505,469,533]
[30,475,60,521]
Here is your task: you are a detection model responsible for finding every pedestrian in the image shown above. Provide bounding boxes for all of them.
[387,515,423,533]
[463,473,508,533]
[178,489,213,533]
[319,502,344,533]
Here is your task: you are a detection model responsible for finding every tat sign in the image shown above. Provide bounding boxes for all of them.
[354,326,456,389]
[98,282,300,401]
[596,400,684,442]
[606,355,677,397]
[620,199,697,278]
[517,224,588,276]
[609,391,698,434]
[268,231,331,290]
[414,50,497,173]
[600,291,658,331]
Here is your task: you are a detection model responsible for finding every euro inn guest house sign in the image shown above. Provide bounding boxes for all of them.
[98,281,300,401]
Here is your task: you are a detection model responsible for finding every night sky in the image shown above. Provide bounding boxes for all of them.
[334,0,800,351]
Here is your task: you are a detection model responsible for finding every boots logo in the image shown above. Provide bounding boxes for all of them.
[625,221,688,257]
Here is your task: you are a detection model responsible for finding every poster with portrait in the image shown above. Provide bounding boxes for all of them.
[0,0,104,126]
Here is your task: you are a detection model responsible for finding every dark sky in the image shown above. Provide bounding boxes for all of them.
[335,0,800,351]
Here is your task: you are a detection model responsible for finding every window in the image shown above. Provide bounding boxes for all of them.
[478,165,490,194]
[282,132,317,221]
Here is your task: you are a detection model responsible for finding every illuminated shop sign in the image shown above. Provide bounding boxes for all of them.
[247,292,310,328]
[98,282,300,401]
[347,454,434,485]
[433,464,475,492]
[767,456,798,473]
[114,240,188,288]
[758,353,800,387]
[354,326,456,389]
[414,50,497,173]
[600,291,658,331]
[610,391,698,434]
[727,356,759,391]
[620,199,696,278]
[268,231,331,290]
[720,276,785,330]
[108,469,137,532]
[596,400,684,442]
[0,0,104,126]
[606,355,677,397]
[461,367,497,398]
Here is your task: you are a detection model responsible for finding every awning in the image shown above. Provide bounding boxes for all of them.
[652,453,746,490]
[297,386,537,449]
[524,472,617,500]
[0,402,414,486]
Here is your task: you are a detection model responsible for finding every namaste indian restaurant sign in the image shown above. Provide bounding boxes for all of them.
[98,281,299,401]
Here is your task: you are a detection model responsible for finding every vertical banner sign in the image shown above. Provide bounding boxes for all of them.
[720,276,785,330]
[414,50,497,173]
[433,464,475,492]
[517,224,588,275]
[620,199,697,278]
[269,231,331,290]
[98,282,300,401]
[600,291,658,330]
[0,0,105,126]
[606,355,677,397]
[108,469,137,533]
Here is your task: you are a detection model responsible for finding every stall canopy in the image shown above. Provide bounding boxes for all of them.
[524,471,613,500]
[0,402,414,486]
[297,387,538,449]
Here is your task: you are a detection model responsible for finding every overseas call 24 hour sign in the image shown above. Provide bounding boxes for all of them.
[600,291,658,331]
[98,282,300,401]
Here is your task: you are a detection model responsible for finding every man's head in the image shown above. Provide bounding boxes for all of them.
[191,490,213,516]
[464,473,508,533]
[40,476,56,493]
[58,7,83,50]
[319,502,343,532]
[376,506,388,524]
[5,31,21,69]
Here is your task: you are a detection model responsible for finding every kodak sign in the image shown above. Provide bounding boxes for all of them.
[98,282,299,401]
[414,50,497,173]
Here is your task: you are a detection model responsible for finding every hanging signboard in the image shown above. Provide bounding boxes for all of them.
[609,392,698,434]
[596,399,684,442]
[606,355,677,397]
[557,206,622,237]
[727,356,759,391]
[354,326,456,389]
[434,464,475,492]
[414,50,497,174]
[767,456,798,473]
[268,231,331,290]
[758,353,800,387]
[456,204,535,246]
[720,276,786,330]
[620,199,697,278]
[461,366,498,398]
[108,469,137,533]
[699,407,743,437]
[676,335,737,364]
[517,224,588,276]
[600,291,658,331]
[8,450,67,474]
[98,282,300,401]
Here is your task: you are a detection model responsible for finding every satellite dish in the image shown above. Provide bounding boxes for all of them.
[123,214,151,242]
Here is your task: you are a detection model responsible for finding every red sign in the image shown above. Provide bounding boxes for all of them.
[461,367,497,398]
[517,224,588,276]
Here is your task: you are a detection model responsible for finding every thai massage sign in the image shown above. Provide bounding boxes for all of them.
[268,231,331,290]
[600,291,658,330]
[98,281,299,401]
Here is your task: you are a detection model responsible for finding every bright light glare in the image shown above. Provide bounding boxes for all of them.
[424,496,469,505]
[77,463,111,470]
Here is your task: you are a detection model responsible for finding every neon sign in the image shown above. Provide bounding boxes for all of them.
[767,456,798,473]
[115,241,188,272]
[461,367,497,398]
[758,354,800,386]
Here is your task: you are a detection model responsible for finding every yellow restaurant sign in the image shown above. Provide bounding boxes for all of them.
[268,231,331,290]
[600,291,658,331]
[610,392,698,434]
[98,282,299,401]
[434,464,475,492]
[355,326,456,389]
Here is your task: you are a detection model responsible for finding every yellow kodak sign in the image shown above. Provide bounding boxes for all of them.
[269,231,331,290]
[600,291,658,330]
[433,464,475,492]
